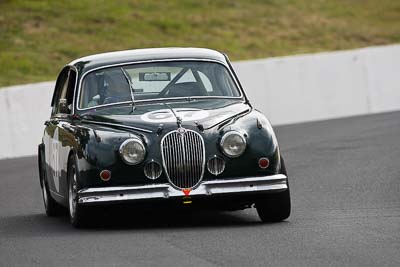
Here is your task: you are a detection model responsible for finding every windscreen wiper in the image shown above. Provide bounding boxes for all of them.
[120,67,136,113]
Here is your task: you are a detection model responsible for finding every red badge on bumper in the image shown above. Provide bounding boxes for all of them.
[182,188,192,196]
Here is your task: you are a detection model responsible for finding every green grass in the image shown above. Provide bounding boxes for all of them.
[1,0,400,87]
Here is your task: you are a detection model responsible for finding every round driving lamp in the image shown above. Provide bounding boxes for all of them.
[119,138,146,165]
[220,131,247,158]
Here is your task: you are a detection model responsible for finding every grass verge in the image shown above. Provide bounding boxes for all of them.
[1,0,399,86]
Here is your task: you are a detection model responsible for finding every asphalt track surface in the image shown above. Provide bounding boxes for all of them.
[1,111,399,267]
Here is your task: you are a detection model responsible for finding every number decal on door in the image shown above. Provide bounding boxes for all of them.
[46,127,61,192]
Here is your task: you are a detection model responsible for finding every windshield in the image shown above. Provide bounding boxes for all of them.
[78,61,241,109]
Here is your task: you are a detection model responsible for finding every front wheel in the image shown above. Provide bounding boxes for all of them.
[255,188,291,222]
[68,156,88,228]
[256,155,291,222]
[41,177,64,216]
[39,153,63,216]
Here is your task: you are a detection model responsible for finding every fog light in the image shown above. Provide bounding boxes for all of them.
[144,161,162,180]
[100,170,111,181]
[207,156,225,176]
[258,158,269,169]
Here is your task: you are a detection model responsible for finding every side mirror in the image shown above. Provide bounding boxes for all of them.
[58,98,70,114]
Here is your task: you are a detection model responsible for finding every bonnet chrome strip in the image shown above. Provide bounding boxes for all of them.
[81,119,153,133]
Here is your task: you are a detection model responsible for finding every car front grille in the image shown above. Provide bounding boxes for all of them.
[161,128,205,189]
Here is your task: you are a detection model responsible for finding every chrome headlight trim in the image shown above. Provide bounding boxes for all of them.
[119,138,146,165]
[220,131,247,158]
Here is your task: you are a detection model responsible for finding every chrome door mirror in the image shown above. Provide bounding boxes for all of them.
[58,98,70,114]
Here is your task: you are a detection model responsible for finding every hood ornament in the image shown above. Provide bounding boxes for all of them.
[163,103,183,129]
[176,116,183,128]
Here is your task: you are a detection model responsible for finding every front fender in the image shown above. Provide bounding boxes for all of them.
[74,123,152,188]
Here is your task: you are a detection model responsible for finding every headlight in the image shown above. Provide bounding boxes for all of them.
[220,131,247,158]
[119,138,146,165]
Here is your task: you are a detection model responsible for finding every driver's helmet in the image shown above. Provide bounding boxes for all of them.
[101,70,131,105]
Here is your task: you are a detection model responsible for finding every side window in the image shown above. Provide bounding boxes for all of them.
[52,68,76,115]
[51,68,69,115]
[56,71,70,114]
[66,69,76,108]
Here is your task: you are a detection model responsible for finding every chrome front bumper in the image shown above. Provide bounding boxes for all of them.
[78,174,288,204]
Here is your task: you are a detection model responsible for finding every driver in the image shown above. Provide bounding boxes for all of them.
[87,70,131,107]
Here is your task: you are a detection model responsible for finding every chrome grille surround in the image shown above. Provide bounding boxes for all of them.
[161,128,205,189]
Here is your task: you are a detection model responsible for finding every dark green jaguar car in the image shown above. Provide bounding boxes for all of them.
[38,48,290,227]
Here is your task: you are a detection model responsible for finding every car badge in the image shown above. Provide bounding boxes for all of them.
[177,127,186,135]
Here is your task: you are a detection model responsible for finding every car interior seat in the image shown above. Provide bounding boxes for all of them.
[167,82,208,97]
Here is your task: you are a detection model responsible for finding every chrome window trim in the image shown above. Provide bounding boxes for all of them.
[69,65,79,114]
[77,96,245,112]
[52,65,79,116]
[74,58,245,112]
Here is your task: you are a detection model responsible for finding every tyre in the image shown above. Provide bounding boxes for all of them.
[68,155,88,228]
[39,154,64,216]
[256,188,291,222]
[255,156,291,222]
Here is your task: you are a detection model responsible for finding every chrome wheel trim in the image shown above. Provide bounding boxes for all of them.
[68,170,78,219]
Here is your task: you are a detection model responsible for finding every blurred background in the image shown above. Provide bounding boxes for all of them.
[1,0,400,87]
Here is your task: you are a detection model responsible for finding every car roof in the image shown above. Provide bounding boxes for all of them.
[68,47,228,75]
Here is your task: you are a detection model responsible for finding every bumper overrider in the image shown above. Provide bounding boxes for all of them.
[78,174,288,204]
